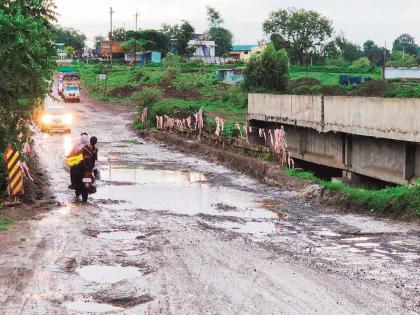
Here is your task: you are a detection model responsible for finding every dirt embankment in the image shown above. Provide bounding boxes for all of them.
[0,143,57,225]
[108,82,202,100]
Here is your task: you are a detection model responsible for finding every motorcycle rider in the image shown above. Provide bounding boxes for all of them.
[68,133,89,189]
[82,136,98,171]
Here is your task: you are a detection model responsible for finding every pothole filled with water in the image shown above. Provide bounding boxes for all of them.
[76,265,145,284]
[97,231,145,240]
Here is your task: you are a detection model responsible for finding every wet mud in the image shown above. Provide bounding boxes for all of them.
[0,86,418,314]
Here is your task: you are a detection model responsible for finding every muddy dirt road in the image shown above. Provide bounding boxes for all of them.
[0,91,419,314]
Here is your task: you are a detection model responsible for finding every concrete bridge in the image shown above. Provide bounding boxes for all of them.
[248,94,420,184]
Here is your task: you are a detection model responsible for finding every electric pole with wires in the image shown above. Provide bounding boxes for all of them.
[134,10,139,65]
[109,7,114,67]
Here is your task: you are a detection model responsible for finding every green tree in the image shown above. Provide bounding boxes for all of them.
[335,36,363,62]
[110,27,126,41]
[64,46,76,57]
[244,43,289,92]
[388,50,417,67]
[0,0,56,168]
[208,27,233,56]
[263,8,333,65]
[393,33,417,56]
[363,40,389,66]
[94,35,105,51]
[52,25,86,50]
[121,38,151,53]
[205,7,233,56]
[137,30,170,55]
[162,21,195,57]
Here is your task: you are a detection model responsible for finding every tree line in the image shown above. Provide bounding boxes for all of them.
[263,7,419,68]
[57,7,234,58]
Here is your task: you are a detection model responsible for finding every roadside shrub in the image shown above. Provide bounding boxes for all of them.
[133,119,144,130]
[131,87,163,108]
[351,57,372,69]
[244,43,289,92]
[220,122,240,138]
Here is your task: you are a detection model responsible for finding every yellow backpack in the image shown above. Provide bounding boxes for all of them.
[66,154,83,167]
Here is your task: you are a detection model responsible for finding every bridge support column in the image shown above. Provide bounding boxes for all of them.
[404,143,416,182]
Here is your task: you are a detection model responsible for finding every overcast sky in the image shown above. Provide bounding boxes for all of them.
[54,0,420,48]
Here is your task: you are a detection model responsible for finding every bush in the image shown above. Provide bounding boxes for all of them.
[148,99,201,121]
[161,68,178,84]
[163,55,184,68]
[351,57,372,69]
[244,43,290,92]
[131,87,163,108]
[326,57,349,67]
[387,51,417,67]
[227,85,248,108]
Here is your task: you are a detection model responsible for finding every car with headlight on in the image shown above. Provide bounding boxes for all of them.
[40,105,73,133]
[63,84,80,102]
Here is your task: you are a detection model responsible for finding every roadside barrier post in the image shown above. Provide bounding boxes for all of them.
[4,145,24,201]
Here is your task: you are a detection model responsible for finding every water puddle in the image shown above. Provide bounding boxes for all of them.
[97,231,145,240]
[64,301,120,313]
[100,166,207,185]
[214,220,280,237]
[77,265,144,284]
[314,230,341,237]
[95,166,276,221]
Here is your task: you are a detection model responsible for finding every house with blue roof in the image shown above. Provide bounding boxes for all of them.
[230,44,257,61]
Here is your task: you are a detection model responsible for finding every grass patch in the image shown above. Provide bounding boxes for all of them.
[285,168,420,218]
[0,218,12,232]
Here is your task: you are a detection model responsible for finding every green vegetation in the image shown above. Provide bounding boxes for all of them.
[284,168,420,218]
[244,44,290,92]
[0,0,56,191]
[0,218,12,232]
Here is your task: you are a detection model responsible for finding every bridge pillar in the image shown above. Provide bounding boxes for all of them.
[404,143,416,182]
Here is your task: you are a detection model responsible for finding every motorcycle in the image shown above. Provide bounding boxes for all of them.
[74,169,97,202]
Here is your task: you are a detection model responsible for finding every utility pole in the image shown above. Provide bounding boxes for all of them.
[109,7,114,67]
[134,10,139,65]
[382,41,387,79]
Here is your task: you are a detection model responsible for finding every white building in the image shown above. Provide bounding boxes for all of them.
[188,39,216,57]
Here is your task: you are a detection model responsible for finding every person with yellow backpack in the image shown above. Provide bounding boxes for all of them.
[67,133,89,189]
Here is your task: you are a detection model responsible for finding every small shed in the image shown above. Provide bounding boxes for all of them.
[216,68,245,84]
[125,51,162,64]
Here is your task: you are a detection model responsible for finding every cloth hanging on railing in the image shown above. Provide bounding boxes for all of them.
[215,116,224,136]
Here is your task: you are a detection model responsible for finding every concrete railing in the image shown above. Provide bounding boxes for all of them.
[248,94,323,131]
[248,93,420,143]
[323,96,420,143]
